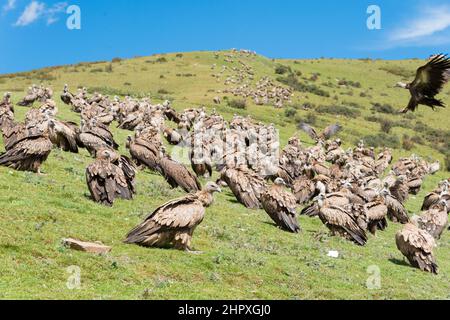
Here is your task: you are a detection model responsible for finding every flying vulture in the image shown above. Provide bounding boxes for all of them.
[124,182,221,251]
[298,123,342,143]
[396,54,450,113]
[85,149,136,206]
[261,178,301,233]
[396,223,438,274]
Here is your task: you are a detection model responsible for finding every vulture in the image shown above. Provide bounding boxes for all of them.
[17,88,38,107]
[413,201,449,240]
[316,194,367,246]
[298,123,342,143]
[158,155,202,193]
[220,165,266,209]
[124,182,221,251]
[396,54,450,113]
[163,127,182,145]
[261,178,301,233]
[48,119,82,153]
[395,223,438,274]
[421,182,449,211]
[126,136,162,172]
[292,175,316,205]
[0,123,52,173]
[85,149,136,206]
[382,188,410,224]
[60,84,74,105]
[362,198,388,235]
[190,148,213,178]
[79,119,119,157]
[389,176,409,204]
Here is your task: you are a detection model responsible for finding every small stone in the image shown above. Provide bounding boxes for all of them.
[327,250,339,258]
[62,238,111,254]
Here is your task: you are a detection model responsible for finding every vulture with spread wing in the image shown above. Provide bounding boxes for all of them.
[396,223,438,274]
[124,182,221,251]
[85,149,136,206]
[298,123,342,143]
[397,54,450,113]
[261,178,301,233]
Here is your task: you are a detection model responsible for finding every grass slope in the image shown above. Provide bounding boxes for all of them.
[0,51,449,300]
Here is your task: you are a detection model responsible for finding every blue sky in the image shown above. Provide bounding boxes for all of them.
[1,0,450,73]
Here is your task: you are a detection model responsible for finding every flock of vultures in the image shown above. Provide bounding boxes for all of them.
[0,54,449,275]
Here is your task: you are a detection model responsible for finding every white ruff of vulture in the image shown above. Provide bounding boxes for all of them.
[316,194,368,246]
[398,54,450,113]
[261,178,301,233]
[396,223,438,274]
[158,155,202,193]
[221,165,266,209]
[124,182,221,251]
[85,149,136,207]
[0,121,52,173]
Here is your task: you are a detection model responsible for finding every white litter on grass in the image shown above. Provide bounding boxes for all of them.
[327,251,339,258]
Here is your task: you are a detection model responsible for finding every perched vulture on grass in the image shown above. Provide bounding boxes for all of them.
[79,119,119,157]
[163,127,182,145]
[48,119,82,153]
[220,165,266,209]
[85,149,136,206]
[261,178,300,233]
[17,89,38,107]
[298,123,342,143]
[316,194,367,246]
[60,84,74,105]
[413,201,448,240]
[124,182,221,251]
[126,136,162,172]
[292,175,316,205]
[0,124,52,173]
[421,182,449,211]
[158,155,202,193]
[381,188,410,224]
[389,176,409,204]
[363,198,388,235]
[396,223,438,274]
[397,54,450,113]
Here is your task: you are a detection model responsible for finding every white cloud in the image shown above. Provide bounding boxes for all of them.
[3,0,17,12]
[14,1,68,27]
[389,6,450,44]
[15,1,45,26]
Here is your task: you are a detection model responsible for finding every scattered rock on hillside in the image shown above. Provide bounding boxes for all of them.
[62,238,112,254]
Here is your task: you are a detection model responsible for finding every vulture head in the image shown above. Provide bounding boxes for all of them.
[274,177,287,186]
[97,148,114,161]
[204,182,222,194]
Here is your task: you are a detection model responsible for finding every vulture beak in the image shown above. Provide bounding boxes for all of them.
[216,187,222,193]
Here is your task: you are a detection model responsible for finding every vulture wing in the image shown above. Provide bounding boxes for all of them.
[298,123,319,141]
[262,186,300,233]
[124,194,204,245]
[411,54,450,98]
[321,123,342,140]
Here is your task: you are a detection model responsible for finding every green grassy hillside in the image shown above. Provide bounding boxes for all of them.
[0,51,448,299]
